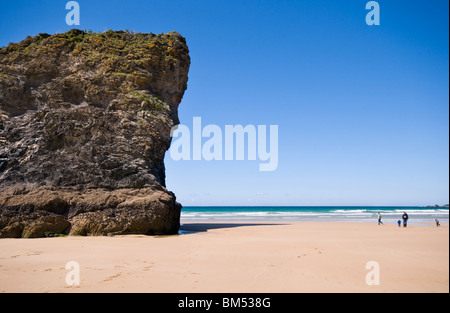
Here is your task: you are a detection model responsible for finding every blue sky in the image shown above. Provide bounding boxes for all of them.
[0,0,448,206]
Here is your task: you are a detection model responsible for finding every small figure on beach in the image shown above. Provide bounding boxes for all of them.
[377,212,383,225]
[402,212,409,227]
[397,219,401,227]
[435,219,440,227]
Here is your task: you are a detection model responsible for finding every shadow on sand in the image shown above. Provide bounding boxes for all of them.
[179,222,288,234]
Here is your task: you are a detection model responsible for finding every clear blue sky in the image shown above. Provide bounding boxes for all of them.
[1,0,448,206]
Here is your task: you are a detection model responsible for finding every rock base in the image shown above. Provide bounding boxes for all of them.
[0,186,181,238]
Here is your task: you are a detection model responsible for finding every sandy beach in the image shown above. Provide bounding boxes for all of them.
[0,222,448,293]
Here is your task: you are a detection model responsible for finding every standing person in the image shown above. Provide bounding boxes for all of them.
[377,212,383,225]
[402,212,409,227]
[435,219,440,227]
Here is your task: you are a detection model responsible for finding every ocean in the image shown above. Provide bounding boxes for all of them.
[180,206,449,225]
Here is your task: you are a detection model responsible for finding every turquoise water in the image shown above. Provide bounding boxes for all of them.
[181,206,449,224]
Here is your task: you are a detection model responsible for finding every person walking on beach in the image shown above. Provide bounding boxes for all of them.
[402,212,409,227]
[435,219,440,227]
[377,212,383,225]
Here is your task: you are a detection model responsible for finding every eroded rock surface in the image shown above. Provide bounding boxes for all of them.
[0,29,190,237]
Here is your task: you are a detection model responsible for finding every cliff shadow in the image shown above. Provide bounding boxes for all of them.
[178,222,288,234]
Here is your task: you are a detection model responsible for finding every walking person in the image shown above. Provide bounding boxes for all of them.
[377,212,383,225]
[402,212,409,227]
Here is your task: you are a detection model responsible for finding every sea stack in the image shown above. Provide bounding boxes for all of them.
[0,29,190,237]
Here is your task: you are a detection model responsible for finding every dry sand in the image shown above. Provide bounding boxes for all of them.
[0,222,448,293]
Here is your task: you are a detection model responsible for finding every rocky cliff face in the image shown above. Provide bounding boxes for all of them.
[0,29,190,237]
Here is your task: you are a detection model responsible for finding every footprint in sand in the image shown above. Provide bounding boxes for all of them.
[103,273,122,282]
[297,249,323,258]
[26,251,43,256]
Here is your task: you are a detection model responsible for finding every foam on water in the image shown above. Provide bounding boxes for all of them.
[180,206,449,224]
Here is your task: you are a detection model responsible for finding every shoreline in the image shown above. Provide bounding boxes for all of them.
[180,218,447,229]
[0,221,448,293]
[179,206,449,225]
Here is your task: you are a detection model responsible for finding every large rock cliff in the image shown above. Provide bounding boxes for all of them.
[0,29,190,237]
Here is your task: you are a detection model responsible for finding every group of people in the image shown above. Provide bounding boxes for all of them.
[377,211,441,227]
[397,212,409,227]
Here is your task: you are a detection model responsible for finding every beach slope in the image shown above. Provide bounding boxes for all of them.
[0,222,448,293]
